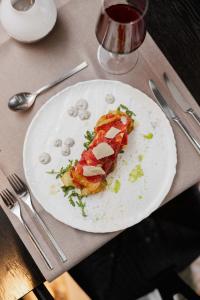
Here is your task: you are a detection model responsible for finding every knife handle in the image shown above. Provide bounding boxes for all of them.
[173,117,200,155]
[187,108,200,126]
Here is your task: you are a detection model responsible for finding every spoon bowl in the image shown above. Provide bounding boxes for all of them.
[8,93,37,111]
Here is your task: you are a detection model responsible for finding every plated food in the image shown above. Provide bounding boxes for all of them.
[61,105,134,196]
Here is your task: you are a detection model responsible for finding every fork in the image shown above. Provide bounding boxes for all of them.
[7,173,67,263]
[0,189,54,270]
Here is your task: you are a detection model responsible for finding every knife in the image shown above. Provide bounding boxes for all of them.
[149,79,200,155]
[163,72,200,126]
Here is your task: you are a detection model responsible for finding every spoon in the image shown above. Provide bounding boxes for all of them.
[8,61,88,111]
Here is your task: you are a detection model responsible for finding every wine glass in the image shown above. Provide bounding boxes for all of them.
[95,0,149,75]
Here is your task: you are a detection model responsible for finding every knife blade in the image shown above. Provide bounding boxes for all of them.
[149,79,200,155]
[163,72,200,126]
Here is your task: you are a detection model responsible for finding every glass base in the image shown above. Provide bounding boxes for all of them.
[97,46,139,75]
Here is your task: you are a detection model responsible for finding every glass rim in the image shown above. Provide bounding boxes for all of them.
[102,0,149,25]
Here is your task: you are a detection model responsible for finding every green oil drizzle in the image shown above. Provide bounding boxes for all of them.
[143,132,153,140]
[113,179,121,193]
[138,154,144,162]
[129,164,144,182]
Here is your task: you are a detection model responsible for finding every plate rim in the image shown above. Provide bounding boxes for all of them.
[23,79,177,233]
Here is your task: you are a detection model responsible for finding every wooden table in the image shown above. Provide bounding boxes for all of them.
[0,1,199,299]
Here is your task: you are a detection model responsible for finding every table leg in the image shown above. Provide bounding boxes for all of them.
[33,284,54,300]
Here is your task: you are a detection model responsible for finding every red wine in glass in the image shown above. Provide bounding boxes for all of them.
[96,0,148,74]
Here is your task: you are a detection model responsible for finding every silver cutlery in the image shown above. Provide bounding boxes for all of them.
[149,79,200,155]
[7,173,67,263]
[8,61,88,112]
[0,189,54,270]
[163,73,200,126]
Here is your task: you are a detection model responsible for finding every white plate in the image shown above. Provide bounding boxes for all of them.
[23,80,177,233]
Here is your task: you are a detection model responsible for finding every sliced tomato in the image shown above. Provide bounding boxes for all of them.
[74,164,83,175]
[95,113,132,134]
[95,123,112,133]
[102,158,115,174]
[110,132,124,149]
[121,132,128,146]
[112,120,126,131]
[89,130,105,148]
[95,114,121,131]
[81,149,99,166]
[86,175,104,183]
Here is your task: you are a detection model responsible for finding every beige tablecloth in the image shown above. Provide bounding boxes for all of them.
[0,0,200,282]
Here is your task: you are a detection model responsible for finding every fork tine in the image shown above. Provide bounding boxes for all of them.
[3,189,17,207]
[0,191,10,207]
[5,189,17,205]
[7,174,22,193]
[7,175,17,192]
[2,190,11,204]
[14,173,27,188]
[1,190,14,207]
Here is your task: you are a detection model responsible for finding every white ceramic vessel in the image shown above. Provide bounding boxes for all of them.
[0,0,57,42]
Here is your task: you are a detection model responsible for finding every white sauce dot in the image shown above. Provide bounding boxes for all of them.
[61,145,71,156]
[67,106,78,117]
[53,139,62,147]
[64,138,75,147]
[79,110,91,120]
[75,99,88,110]
[105,94,115,104]
[39,152,51,165]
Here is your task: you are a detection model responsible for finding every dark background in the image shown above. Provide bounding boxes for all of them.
[148,0,200,102]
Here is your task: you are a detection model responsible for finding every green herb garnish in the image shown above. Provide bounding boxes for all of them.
[84,130,95,149]
[116,106,121,113]
[47,160,78,179]
[46,169,57,175]
[47,161,87,216]
[76,197,87,217]
[68,194,76,207]
[61,185,75,197]
[56,166,69,179]
[65,190,87,217]
[117,104,136,118]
